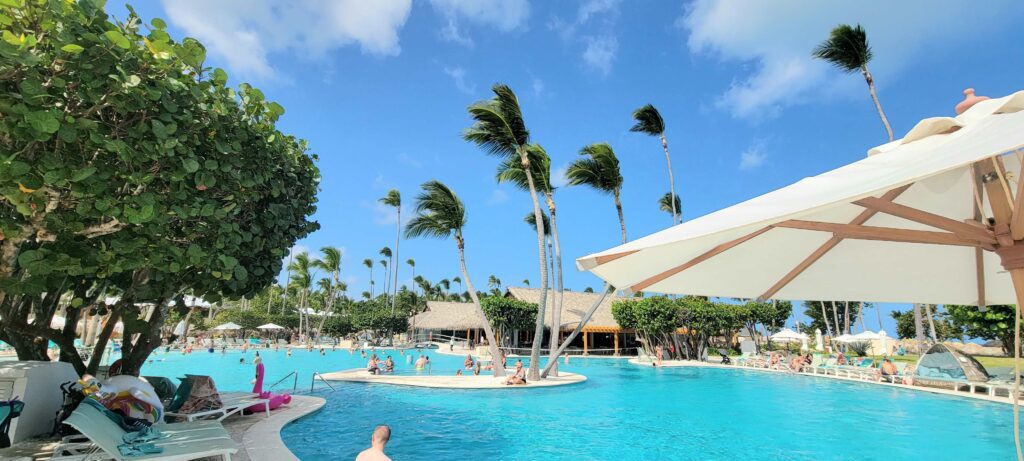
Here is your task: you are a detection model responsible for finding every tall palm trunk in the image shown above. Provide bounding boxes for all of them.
[861,66,893,142]
[843,301,850,334]
[613,191,627,243]
[545,194,565,376]
[457,234,505,377]
[925,304,938,342]
[518,147,549,381]
[369,267,374,298]
[820,302,832,336]
[391,210,400,313]
[830,301,841,338]
[913,303,925,343]
[875,304,883,331]
[660,133,678,224]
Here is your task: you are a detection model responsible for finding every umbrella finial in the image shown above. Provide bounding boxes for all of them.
[955,88,989,115]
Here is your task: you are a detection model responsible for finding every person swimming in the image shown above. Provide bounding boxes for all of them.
[464,354,474,370]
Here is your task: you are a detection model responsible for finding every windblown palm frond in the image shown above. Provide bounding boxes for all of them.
[362,258,373,269]
[523,211,551,236]
[405,180,466,240]
[812,23,871,73]
[379,189,401,208]
[496,143,554,193]
[659,192,681,217]
[630,104,664,136]
[315,246,342,273]
[379,247,392,259]
[566,143,623,195]
[463,84,529,158]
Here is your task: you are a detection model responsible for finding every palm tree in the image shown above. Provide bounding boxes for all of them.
[361,291,371,300]
[813,24,893,142]
[452,276,462,294]
[522,279,530,287]
[439,279,450,298]
[378,259,388,300]
[631,104,679,224]
[465,84,549,380]
[488,275,502,293]
[405,180,505,376]
[379,247,393,297]
[498,143,565,374]
[313,246,342,335]
[362,258,374,298]
[406,258,415,294]
[380,189,402,312]
[288,252,318,339]
[567,142,627,243]
[659,192,681,222]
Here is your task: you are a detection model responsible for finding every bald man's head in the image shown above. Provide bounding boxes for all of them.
[372,425,391,445]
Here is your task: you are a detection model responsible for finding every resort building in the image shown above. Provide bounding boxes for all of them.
[411,287,635,355]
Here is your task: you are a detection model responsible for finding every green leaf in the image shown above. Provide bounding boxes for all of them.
[103,30,130,49]
[212,68,228,86]
[182,158,200,173]
[71,167,97,182]
[151,18,167,30]
[60,44,85,53]
[0,0,24,7]
[70,297,84,308]
[2,30,21,46]
[25,111,59,134]
[125,75,141,87]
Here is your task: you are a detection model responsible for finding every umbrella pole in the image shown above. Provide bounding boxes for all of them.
[1008,267,1024,461]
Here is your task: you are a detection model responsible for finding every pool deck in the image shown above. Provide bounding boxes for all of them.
[321,368,586,388]
[630,358,1020,406]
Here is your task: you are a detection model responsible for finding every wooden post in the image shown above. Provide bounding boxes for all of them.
[583,331,588,356]
[997,246,1024,461]
[614,332,620,356]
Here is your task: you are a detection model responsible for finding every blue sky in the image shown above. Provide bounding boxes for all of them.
[111,1,1024,333]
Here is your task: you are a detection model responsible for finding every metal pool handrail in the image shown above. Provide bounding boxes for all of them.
[311,372,336,392]
[269,370,298,391]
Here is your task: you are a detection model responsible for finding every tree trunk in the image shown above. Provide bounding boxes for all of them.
[862,66,894,142]
[614,191,627,244]
[830,301,841,338]
[457,235,505,377]
[875,304,884,332]
[913,303,925,344]
[659,133,678,224]
[819,302,833,336]
[120,297,171,377]
[542,284,612,378]
[843,301,850,334]
[518,146,549,381]
[925,304,938,342]
[392,209,401,313]
[545,194,565,377]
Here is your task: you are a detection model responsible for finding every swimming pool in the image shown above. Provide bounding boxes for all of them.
[141,348,1017,460]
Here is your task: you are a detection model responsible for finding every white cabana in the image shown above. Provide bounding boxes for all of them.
[833,334,855,343]
[212,322,242,331]
[257,323,285,330]
[851,330,882,341]
[769,328,808,343]
[576,89,1024,456]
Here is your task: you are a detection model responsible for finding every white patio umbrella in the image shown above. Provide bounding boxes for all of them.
[770,328,808,343]
[879,330,890,355]
[212,322,242,331]
[814,329,824,351]
[851,330,882,341]
[257,323,285,330]
[833,334,856,343]
[576,89,1024,458]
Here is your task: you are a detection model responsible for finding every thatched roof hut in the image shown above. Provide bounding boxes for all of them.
[505,287,630,333]
[412,301,486,331]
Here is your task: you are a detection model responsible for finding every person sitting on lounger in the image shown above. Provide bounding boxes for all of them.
[769,352,780,368]
[836,353,847,365]
[356,425,392,461]
[464,354,474,370]
[789,355,804,372]
[384,356,395,373]
[505,360,527,385]
[878,358,898,380]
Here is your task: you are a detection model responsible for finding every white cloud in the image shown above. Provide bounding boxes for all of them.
[443,66,476,95]
[430,0,530,45]
[577,0,620,23]
[487,189,509,206]
[738,140,768,171]
[161,0,412,79]
[366,201,411,227]
[552,164,570,188]
[582,36,618,75]
[398,153,424,168]
[532,78,545,97]
[678,0,1019,120]
[372,173,392,190]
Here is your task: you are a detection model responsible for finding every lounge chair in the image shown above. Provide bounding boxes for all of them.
[163,376,269,423]
[52,399,237,461]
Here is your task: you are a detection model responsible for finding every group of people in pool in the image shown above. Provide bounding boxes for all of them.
[366,354,396,375]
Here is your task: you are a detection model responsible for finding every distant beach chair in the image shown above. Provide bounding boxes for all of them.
[164,376,268,423]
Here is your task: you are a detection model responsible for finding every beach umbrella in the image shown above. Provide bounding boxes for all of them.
[833,334,855,343]
[212,322,242,331]
[257,323,285,330]
[173,320,187,337]
[851,330,882,341]
[879,330,890,355]
[770,328,808,343]
[576,89,1024,457]
[814,329,824,351]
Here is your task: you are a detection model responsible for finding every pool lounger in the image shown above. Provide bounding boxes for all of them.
[165,392,270,422]
[52,401,238,461]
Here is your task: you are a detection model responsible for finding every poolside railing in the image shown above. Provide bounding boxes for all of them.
[268,370,299,392]
[310,372,336,392]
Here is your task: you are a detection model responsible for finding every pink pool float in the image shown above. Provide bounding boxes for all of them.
[246,356,291,413]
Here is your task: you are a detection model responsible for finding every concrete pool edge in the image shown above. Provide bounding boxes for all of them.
[241,394,326,461]
[320,368,587,388]
[628,358,1019,406]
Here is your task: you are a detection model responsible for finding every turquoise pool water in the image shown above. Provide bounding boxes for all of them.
[141,348,1017,460]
